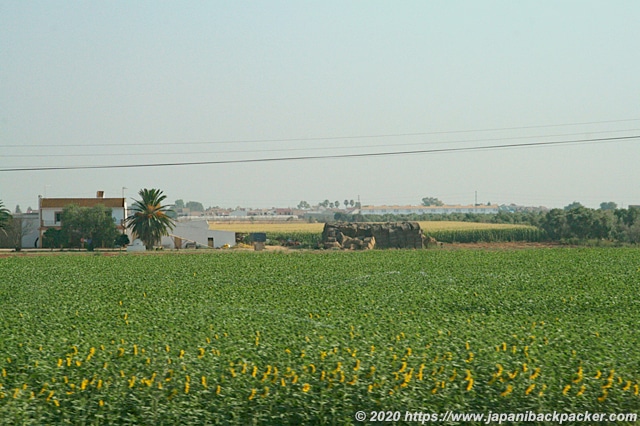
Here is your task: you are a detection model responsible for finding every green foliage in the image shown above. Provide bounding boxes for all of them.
[600,201,617,210]
[60,204,120,250]
[426,227,546,243]
[1,249,639,423]
[265,231,322,248]
[42,228,64,249]
[421,197,444,206]
[115,234,130,247]
[350,206,640,245]
[126,189,176,250]
[564,201,584,211]
[185,201,204,212]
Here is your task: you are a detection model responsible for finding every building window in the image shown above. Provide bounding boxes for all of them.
[55,212,62,223]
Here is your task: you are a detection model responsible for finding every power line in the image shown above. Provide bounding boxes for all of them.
[3,129,639,159]
[3,118,639,149]
[1,134,637,173]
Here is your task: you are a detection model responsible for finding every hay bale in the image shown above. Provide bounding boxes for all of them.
[322,222,424,250]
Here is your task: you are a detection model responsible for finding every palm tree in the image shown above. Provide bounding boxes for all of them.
[126,189,175,250]
[0,200,11,234]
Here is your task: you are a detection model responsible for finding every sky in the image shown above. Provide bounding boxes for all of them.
[1,1,639,211]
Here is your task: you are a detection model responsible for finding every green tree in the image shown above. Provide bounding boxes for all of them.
[115,234,130,247]
[564,201,583,211]
[61,204,119,250]
[186,201,204,212]
[174,199,185,209]
[422,197,444,206]
[297,201,310,209]
[599,201,617,210]
[565,206,597,239]
[541,209,569,240]
[0,200,12,233]
[43,228,64,249]
[126,189,176,250]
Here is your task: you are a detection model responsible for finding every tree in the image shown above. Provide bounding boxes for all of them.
[564,201,583,211]
[186,201,204,212]
[43,228,64,249]
[565,206,597,239]
[15,205,22,214]
[422,197,444,207]
[297,201,310,210]
[174,199,185,209]
[0,200,12,234]
[615,206,640,227]
[61,204,119,250]
[126,189,176,250]
[115,234,130,247]
[599,201,617,211]
[350,200,355,207]
[540,209,569,240]
[334,201,340,209]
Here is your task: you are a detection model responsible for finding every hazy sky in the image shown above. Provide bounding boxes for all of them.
[2,1,639,211]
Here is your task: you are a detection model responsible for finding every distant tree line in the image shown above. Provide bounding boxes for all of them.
[334,202,640,244]
[539,204,640,243]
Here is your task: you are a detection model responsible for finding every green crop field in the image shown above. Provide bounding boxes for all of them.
[1,249,639,424]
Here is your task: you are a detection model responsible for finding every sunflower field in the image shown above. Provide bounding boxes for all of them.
[1,248,639,424]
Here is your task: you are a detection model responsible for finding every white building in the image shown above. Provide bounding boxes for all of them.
[160,220,236,249]
[360,204,500,215]
[38,191,127,247]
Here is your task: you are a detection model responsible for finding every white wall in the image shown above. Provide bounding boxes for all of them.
[160,220,236,249]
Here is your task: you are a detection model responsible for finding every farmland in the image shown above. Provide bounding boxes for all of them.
[1,248,640,424]
[206,221,531,234]
[208,221,538,246]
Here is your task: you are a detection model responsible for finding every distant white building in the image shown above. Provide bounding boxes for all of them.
[160,220,236,249]
[229,209,249,217]
[360,204,500,215]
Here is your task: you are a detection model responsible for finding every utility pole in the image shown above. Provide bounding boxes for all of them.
[475,191,478,206]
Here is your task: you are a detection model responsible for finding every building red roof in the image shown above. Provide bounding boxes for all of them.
[40,198,125,208]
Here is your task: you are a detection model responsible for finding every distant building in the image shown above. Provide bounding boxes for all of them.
[160,220,236,249]
[229,209,249,217]
[38,191,127,247]
[0,212,39,249]
[360,204,500,215]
